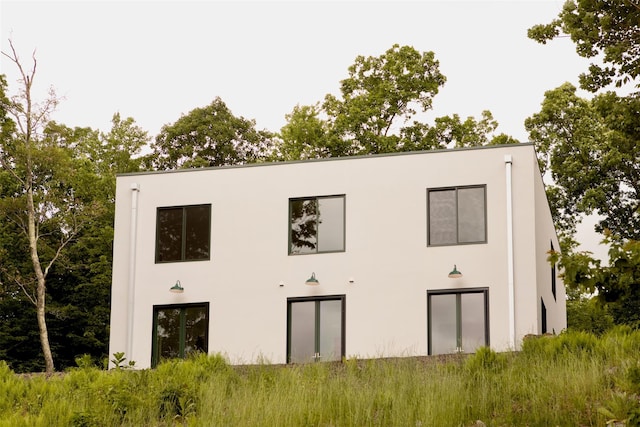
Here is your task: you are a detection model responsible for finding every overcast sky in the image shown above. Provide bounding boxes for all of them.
[0,0,607,258]
[2,0,592,139]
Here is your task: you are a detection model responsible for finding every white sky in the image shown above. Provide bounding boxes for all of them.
[1,0,592,140]
[0,0,608,259]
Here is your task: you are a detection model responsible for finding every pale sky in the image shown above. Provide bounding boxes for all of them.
[0,0,607,259]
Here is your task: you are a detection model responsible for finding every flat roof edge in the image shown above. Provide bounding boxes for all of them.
[117,142,535,177]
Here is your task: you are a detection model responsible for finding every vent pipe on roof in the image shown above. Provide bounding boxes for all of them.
[504,155,516,349]
[127,183,140,360]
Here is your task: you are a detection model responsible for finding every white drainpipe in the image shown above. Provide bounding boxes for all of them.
[504,155,516,349]
[127,183,140,359]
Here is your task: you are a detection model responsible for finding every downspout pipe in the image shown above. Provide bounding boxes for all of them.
[504,155,516,349]
[127,183,140,359]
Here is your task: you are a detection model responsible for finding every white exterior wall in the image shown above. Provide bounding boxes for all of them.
[533,154,567,334]
[108,144,566,368]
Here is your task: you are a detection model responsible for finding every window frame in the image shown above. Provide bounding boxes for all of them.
[155,204,211,263]
[551,241,557,300]
[427,185,487,246]
[151,302,210,368]
[541,298,548,334]
[286,294,346,363]
[288,194,346,255]
[427,287,490,355]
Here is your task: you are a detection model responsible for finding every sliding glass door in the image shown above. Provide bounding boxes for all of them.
[287,295,345,363]
[428,288,488,355]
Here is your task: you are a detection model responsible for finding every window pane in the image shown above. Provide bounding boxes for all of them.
[184,306,208,356]
[185,205,211,260]
[460,293,486,353]
[317,197,345,252]
[290,199,318,254]
[156,308,181,360]
[289,301,316,363]
[319,300,342,362]
[429,190,456,245]
[457,187,485,243]
[430,294,457,355]
[157,208,183,262]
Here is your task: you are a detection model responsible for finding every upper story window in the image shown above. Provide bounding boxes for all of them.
[427,185,486,246]
[156,204,211,263]
[289,195,345,255]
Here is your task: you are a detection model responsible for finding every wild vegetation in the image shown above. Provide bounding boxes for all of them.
[1,0,639,374]
[1,328,640,426]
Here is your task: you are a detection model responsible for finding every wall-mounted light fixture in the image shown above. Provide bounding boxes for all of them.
[170,280,184,293]
[448,265,462,279]
[305,273,320,286]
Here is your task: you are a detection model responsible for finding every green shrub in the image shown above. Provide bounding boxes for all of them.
[4,330,640,426]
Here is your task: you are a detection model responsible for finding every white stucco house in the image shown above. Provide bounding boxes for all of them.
[108,143,566,368]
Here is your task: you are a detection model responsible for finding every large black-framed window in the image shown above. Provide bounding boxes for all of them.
[289,195,345,255]
[151,302,209,367]
[156,204,211,263]
[427,185,487,246]
[287,295,345,363]
[427,288,489,355]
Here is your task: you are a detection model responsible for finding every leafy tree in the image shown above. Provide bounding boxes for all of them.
[565,290,614,335]
[277,45,518,159]
[275,104,331,160]
[529,1,640,329]
[526,83,640,239]
[556,234,640,329]
[0,113,148,372]
[323,44,446,155]
[528,0,640,91]
[1,42,71,373]
[0,42,148,372]
[150,97,275,169]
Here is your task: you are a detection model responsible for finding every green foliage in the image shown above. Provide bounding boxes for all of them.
[110,352,135,370]
[3,332,640,426]
[150,97,275,169]
[274,104,330,160]
[276,45,519,160]
[566,289,614,334]
[464,346,507,374]
[529,2,640,332]
[323,44,447,155]
[528,0,640,91]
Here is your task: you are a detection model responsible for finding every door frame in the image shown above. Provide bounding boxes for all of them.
[286,294,346,363]
[427,287,489,355]
[151,302,210,367]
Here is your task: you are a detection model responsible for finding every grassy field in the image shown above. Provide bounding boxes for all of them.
[2,327,640,426]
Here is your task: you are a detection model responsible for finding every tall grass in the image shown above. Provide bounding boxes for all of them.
[2,328,640,426]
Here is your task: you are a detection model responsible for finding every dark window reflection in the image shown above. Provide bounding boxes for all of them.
[289,196,344,254]
[157,208,183,262]
[156,204,211,262]
[185,205,211,260]
[153,303,209,367]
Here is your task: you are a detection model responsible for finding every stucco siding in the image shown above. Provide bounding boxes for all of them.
[108,144,563,367]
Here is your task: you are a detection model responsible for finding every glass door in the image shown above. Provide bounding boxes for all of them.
[287,296,345,363]
[152,303,209,367]
[428,289,488,355]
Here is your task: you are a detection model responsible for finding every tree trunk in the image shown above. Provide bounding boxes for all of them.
[26,183,55,373]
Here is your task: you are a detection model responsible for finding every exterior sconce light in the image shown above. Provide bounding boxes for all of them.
[170,280,184,293]
[448,265,462,279]
[305,273,320,286]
